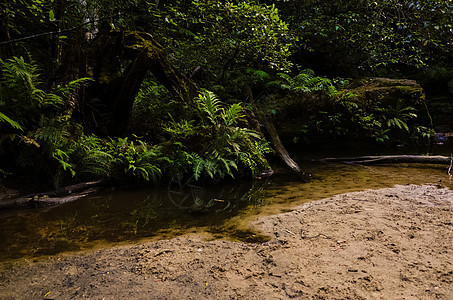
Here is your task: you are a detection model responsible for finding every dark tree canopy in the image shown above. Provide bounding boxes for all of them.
[0,0,452,187]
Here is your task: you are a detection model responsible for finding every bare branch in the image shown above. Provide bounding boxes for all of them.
[0,15,118,46]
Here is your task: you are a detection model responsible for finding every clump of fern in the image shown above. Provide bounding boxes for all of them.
[106,137,163,184]
[267,69,337,96]
[165,90,271,182]
[66,135,165,185]
[0,56,93,185]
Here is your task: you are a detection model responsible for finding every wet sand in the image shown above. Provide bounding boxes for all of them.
[0,184,452,299]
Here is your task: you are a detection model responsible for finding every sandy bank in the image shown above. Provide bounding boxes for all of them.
[0,184,452,299]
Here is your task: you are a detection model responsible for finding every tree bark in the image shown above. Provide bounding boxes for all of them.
[256,111,306,177]
[244,85,306,178]
[109,31,197,135]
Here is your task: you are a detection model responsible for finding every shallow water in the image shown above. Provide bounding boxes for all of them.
[0,144,452,262]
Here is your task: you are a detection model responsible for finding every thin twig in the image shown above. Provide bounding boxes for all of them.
[448,153,452,179]
[300,229,332,240]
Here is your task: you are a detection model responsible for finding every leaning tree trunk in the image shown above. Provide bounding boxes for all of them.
[244,85,306,177]
[255,110,305,177]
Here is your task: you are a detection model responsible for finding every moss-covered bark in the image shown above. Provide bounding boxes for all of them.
[91,31,198,135]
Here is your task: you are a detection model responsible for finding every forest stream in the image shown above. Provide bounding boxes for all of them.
[1,142,452,263]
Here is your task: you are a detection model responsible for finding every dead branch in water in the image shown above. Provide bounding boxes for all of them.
[0,180,109,210]
[318,155,451,165]
[448,154,452,179]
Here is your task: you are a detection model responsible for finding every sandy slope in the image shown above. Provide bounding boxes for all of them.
[0,184,452,299]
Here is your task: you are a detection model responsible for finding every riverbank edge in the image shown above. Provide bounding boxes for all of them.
[0,183,452,299]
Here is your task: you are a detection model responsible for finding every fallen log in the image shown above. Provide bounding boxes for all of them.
[0,180,109,210]
[318,155,451,165]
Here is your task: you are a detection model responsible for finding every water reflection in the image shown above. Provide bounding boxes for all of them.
[0,142,452,261]
[0,178,271,261]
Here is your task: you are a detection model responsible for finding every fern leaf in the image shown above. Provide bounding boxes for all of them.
[196,90,221,125]
[54,77,93,99]
[222,103,244,126]
[193,157,205,181]
[204,159,217,179]
[0,112,22,130]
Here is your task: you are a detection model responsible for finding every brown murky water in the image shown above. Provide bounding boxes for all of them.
[0,145,452,262]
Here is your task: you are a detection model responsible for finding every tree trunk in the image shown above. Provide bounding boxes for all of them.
[109,31,197,135]
[256,111,306,177]
[112,50,150,135]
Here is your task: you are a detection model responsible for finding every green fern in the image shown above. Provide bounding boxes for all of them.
[0,112,22,130]
[168,90,271,182]
[196,89,221,125]
[0,57,41,92]
[52,148,75,177]
[54,77,93,99]
[269,69,337,96]
[192,154,205,181]
[79,149,113,178]
[382,100,418,132]
[221,103,244,126]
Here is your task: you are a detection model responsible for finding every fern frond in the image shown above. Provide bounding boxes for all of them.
[54,77,93,99]
[196,90,221,125]
[79,149,113,177]
[43,93,64,107]
[277,73,295,87]
[1,57,41,91]
[203,159,218,179]
[192,156,205,181]
[300,69,316,76]
[52,148,75,176]
[221,103,244,126]
[0,112,22,130]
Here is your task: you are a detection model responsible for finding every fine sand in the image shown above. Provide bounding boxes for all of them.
[0,184,452,299]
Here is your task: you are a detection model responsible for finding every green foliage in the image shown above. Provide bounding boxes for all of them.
[263,69,429,144]
[311,95,428,143]
[268,69,337,96]
[68,134,113,179]
[107,138,163,183]
[149,0,293,78]
[66,134,164,184]
[378,100,418,132]
[0,112,22,131]
[3,0,447,189]
[277,0,453,72]
[0,57,92,185]
[411,126,435,144]
[196,90,222,125]
[131,78,178,139]
[165,90,270,182]
[191,153,238,182]
[0,57,91,131]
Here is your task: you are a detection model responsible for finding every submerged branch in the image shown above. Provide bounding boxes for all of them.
[0,180,109,210]
[318,155,451,165]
